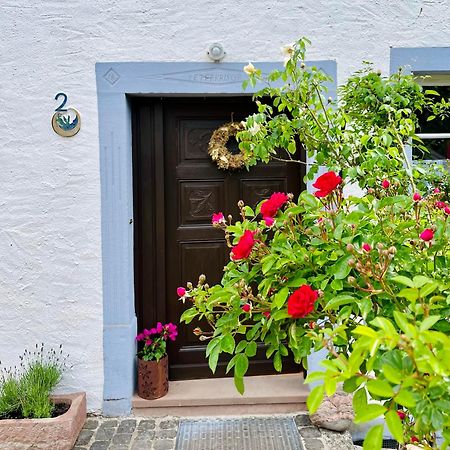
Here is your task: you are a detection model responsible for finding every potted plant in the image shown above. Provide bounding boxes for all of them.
[178,38,450,449]
[136,322,178,400]
[0,344,86,450]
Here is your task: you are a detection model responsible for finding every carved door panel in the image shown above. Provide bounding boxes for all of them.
[133,97,304,380]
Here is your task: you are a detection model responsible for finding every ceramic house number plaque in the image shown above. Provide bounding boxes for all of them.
[52,92,81,137]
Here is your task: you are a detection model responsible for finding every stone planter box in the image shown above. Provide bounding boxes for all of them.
[0,392,86,450]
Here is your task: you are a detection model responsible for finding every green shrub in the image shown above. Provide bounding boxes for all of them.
[0,344,68,419]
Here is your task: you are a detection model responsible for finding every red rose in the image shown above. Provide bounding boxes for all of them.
[413,192,422,202]
[419,228,434,242]
[260,192,288,218]
[435,201,447,209]
[212,212,225,225]
[312,171,343,198]
[287,285,318,318]
[411,436,419,443]
[362,243,371,252]
[445,206,450,215]
[263,311,271,318]
[177,287,186,297]
[397,410,406,420]
[231,230,256,260]
[382,179,390,189]
[241,304,251,312]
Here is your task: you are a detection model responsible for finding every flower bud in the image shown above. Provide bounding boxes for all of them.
[377,243,384,250]
[198,274,206,284]
[237,200,244,208]
[199,335,208,341]
[300,62,305,68]
[346,243,354,252]
[389,246,397,254]
[348,259,355,267]
[193,327,202,336]
[187,282,193,289]
[347,276,356,284]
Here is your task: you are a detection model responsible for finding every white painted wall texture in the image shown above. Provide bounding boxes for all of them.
[1,0,449,412]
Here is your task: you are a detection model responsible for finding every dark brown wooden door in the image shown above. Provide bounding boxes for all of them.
[133,97,304,380]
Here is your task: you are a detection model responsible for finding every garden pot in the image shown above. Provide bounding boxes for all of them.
[137,355,169,400]
[0,392,86,450]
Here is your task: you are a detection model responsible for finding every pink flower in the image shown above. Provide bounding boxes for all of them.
[362,243,372,252]
[382,179,390,189]
[144,339,153,346]
[164,323,178,341]
[143,329,151,337]
[312,171,342,198]
[241,304,251,313]
[435,201,447,209]
[413,192,422,202]
[156,322,164,333]
[445,206,450,215]
[264,217,275,227]
[212,212,226,225]
[136,333,144,341]
[177,287,186,297]
[260,192,289,218]
[231,230,256,260]
[434,188,440,194]
[420,228,434,242]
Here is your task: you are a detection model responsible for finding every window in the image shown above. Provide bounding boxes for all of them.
[414,74,450,162]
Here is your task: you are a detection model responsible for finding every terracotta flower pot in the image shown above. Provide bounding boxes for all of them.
[0,392,86,450]
[137,355,169,400]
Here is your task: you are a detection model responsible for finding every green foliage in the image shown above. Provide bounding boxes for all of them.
[0,344,67,419]
[179,38,450,449]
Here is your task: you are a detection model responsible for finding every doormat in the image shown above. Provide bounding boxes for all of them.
[175,417,304,450]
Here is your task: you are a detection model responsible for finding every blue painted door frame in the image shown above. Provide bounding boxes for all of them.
[95,60,336,415]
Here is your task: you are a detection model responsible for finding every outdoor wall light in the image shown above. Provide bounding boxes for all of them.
[207,43,226,62]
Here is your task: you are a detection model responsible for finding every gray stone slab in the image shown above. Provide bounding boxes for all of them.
[175,417,304,450]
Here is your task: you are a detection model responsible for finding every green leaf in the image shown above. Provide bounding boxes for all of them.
[273,351,282,372]
[325,294,356,310]
[221,334,235,354]
[393,311,415,337]
[363,424,383,450]
[274,287,289,308]
[382,364,402,384]
[354,404,387,423]
[208,344,221,374]
[366,379,394,398]
[385,410,404,444]
[420,315,440,331]
[330,255,353,280]
[234,375,245,394]
[395,389,416,408]
[307,384,325,414]
[180,307,198,324]
[420,282,439,298]
[397,288,419,302]
[235,340,248,353]
[234,353,249,378]
[245,341,257,357]
[391,276,414,287]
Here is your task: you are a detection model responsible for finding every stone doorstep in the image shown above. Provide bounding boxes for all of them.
[0,392,87,450]
[133,372,309,415]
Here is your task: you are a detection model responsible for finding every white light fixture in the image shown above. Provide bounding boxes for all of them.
[207,43,226,62]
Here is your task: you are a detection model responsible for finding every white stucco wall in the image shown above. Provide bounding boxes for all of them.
[1,0,449,413]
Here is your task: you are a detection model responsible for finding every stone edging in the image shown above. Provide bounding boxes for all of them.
[295,414,355,450]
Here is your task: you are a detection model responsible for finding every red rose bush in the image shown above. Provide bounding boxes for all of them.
[180,39,450,449]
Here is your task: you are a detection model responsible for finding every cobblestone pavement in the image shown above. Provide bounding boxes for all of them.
[74,415,355,450]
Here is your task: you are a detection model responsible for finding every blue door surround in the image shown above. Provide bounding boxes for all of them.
[95,60,337,416]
